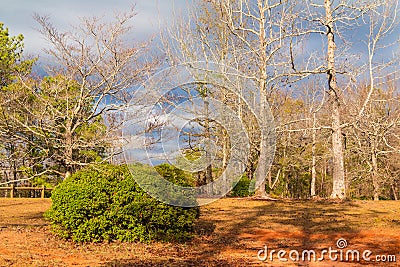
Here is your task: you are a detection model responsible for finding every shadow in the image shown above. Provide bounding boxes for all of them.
[194,219,216,236]
[366,209,389,214]
[390,219,400,225]
[102,199,373,266]
[0,202,29,208]
[103,202,262,267]
[99,199,355,266]
[1,197,397,266]
[103,258,247,267]
[0,223,47,228]
[0,212,48,228]
[263,200,359,247]
[233,199,400,265]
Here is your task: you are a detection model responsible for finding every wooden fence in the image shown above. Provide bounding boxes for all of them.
[0,185,53,198]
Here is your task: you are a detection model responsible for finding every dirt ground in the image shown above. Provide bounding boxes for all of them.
[0,198,399,266]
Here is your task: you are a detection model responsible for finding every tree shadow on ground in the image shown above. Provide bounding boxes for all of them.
[102,199,398,266]
[104,258,248,267]
[0,212,48,227]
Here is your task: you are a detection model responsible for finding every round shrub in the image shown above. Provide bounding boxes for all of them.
[45,164,200,243]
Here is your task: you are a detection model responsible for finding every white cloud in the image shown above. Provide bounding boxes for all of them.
[0,0,191,55]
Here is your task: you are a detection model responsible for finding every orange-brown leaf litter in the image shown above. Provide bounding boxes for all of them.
[0,198,399,266]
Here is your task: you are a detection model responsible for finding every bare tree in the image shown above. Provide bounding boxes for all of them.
[299,0,390,199]
[345,0,400,200]
[347,80,400,200]
[163,0,309,197]
[0,7,157,183]
[162,0,400,200]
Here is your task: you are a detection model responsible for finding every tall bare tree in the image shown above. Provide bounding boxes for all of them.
[300,0,391,199]
[344,0,399,200]
[163,0,399,200]
[163,0,306,196]
[0,7,157,183]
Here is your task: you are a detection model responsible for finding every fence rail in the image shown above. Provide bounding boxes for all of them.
[0,185,53,198]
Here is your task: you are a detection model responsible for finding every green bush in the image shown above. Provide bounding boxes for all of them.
[154,163,195,187]
[230,175,254,197]
[45,164,200,243]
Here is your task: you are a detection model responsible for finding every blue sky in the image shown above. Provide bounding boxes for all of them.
[1,1,398,78]
[0,0,191,55]
[1,1,398,59]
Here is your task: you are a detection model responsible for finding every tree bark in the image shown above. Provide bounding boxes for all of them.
[204,97,213,194]
[255,95,269,197]
[325,0,346,199]
[392,183,398,201]
[371,151,380,201]
[64,128,73,180]
[311,112,317,197]
[222,134,228,194]
[255,0,268,197]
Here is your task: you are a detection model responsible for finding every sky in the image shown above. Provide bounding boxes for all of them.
[1,1,398,63]
[0,0,191,55]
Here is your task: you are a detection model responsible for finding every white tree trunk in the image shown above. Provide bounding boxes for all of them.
[254,0,269,197]
[311,112,317,197]
[325,0,346,199]
[255,94,268,197]
[371,151,380,201]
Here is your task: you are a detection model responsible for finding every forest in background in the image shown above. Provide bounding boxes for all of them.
[1,0,399,201]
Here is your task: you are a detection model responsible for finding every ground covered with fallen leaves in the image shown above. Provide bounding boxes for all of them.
[0,198,399,266]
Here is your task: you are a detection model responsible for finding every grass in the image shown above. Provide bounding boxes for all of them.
[0,198,399,266]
